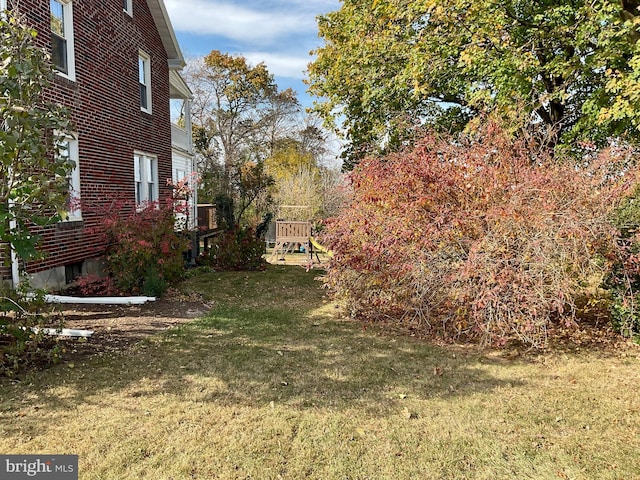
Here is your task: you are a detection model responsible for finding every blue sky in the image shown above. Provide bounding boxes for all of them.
[164,0,341,110]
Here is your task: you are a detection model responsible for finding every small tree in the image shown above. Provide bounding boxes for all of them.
[0,12,74,264]
[1,12,73,375]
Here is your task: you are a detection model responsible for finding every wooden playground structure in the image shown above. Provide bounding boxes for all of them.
[268,216,332,267]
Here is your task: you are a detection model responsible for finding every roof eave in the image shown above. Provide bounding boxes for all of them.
[170,70,193,99]
[146,0,185,70]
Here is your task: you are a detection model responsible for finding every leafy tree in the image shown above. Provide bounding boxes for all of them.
[598,0,640,131]
[265,141,316,181]
[272,167,321,221]
[262,115,343,221]
[232,158,274,226]
[189,50,276,171]
[184,51,307,225]
[0,11,74,375]
[267,151,347,223]
[0,12,73,264]
[308,0,640,168]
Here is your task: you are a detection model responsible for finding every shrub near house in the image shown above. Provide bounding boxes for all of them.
[100,201,187,296]
[199,226,266,271]
[322,124,640,347]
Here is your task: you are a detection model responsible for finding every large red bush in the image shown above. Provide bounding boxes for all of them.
[322,124,639,346]
[101,201,187,295]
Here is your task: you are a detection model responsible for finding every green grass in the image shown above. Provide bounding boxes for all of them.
[0,265,639,479]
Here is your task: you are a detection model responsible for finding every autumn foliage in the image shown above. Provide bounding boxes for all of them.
[322,124,640,346]
[100,201,187,296]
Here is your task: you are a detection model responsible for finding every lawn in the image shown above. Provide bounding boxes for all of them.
[0,265,639,479]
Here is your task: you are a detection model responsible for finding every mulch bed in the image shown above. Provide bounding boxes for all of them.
[45,288,213,361]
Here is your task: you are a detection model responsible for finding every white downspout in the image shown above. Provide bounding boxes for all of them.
[8,200,20,289]
[9,239,19,288]
[6,165,20,288]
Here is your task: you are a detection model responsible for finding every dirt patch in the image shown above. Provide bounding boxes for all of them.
[47,289,213,361]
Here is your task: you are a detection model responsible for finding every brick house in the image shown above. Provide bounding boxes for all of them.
[0,0,195,290]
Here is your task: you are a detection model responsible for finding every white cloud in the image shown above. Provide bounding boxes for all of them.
[243,51,310,80]
[166,0,341,110]
[164,0,314,44]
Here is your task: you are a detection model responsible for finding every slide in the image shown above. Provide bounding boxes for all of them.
[309,236,334,258]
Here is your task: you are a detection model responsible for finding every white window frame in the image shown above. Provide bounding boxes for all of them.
[139,51,152,113]
[134,152,158,206]
[49,0,76,81]
[123,0,132,16]
[56,133,81,221]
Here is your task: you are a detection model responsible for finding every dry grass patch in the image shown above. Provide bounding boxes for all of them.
[0,266,639,479]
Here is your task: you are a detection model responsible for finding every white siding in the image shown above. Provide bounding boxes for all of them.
[172,151,196,229]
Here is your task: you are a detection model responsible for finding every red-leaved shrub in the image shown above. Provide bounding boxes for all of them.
[74,274,122,296]
[322,124,639,346]
[101,201,187,295]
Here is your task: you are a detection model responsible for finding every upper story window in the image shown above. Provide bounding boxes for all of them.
[134,153,158,205]
[123,0,132,16]
[139,51,151,113]
[50,0,76,81]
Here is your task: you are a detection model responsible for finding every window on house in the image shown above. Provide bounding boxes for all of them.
[134,153,158,205]
[50,0,75,80]
[139,52,151,112]
[56,134,81,221]
[123,0,132,16]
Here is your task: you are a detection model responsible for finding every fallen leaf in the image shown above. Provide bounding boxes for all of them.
[402,407,418,419]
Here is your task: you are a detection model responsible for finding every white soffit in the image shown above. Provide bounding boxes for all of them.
[146,0,185,69]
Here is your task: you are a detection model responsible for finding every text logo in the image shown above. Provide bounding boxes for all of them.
[0,455,78,479]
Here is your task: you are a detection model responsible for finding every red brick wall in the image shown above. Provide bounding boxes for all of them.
[0,244,11,282]
[4,0,174,280]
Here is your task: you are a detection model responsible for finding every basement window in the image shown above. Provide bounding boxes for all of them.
[65,261,83,284]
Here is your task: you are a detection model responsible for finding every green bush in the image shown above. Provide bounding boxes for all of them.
[0,284,63,376]
[200,226,266,271]
[607,185,640,339]
[141,267,169,297]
